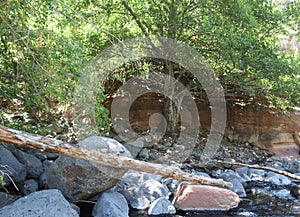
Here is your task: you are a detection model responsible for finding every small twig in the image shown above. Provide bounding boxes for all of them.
[0,164,19,191]
[214,160,300,181]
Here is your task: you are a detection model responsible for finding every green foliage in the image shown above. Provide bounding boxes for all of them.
[0,0,299,139]
[95,86,111,135]
[0,172,4,187]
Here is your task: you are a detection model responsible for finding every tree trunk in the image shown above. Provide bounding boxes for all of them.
[163,60,179,136]
[0,124,232,189]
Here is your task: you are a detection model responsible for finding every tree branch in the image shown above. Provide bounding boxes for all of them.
[120,0,149,37]
[214,160,300,181]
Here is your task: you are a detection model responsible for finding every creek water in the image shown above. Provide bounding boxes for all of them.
[129,185,300,217]
[78,182,300,217]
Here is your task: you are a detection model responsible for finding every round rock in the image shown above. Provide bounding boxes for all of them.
[47,136,132,201]
[0,189,79,217]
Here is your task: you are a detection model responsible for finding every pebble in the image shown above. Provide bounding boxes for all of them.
[224,158,236,169]
[163,178,182,193]
[138,148,150,160]
[22,179,39,195]
[290,184,300,198]
[173,144,185,152]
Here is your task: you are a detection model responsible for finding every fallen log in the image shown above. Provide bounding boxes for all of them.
[0,125,232,189]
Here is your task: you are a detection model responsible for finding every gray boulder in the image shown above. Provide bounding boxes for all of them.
[217,170,246,197]
[47,136,132,201]
[115,170,168,209]
[0,146,26,184]
[123,140,144,158]
[265,172,291,186]
[13,149,43,179]
[148,197,176,215]
[0,189,79,217]
[235,167,251,185]
[248,169,266,181]
[92,192,129,217]
[230,178,247,197]
[130,180,170,209]
[286,160,300,174]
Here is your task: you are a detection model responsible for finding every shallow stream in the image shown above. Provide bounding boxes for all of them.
[75,185,300,217]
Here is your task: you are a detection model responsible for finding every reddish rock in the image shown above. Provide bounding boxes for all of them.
[172,182,240,211]
[105,92,300,158]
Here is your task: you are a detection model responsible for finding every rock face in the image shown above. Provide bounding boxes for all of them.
[47,136,132,201]
[0,146,26,184]
[92,192,129,217]
[0,189,79,217]
[105,93,300,156]
[172,182,240,211]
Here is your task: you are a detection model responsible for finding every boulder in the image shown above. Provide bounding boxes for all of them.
[123,140,144,158]
[47,136,132,201]
[172,182,240,211]
[0,189,79,217]
[115,170,168,209]
[235,167,251,184]
[130,179,170,209]
[248,169,266,181]
[92,192,129,217]
[286,160,300,174]
[13,149,43,179]
[0,146,26,184]
[148,197,176,215]
[265,172,291,186]
[230,178,246,197]
[0,192,18,209]
[217,170,246,197]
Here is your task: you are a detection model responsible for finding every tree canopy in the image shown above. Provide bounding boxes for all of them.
[0,0,299,138]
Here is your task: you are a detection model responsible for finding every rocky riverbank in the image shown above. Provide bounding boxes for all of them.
[1,135,300,216]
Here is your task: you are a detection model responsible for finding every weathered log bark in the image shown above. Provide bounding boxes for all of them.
[0,125,232,189]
